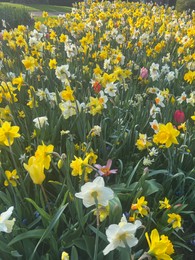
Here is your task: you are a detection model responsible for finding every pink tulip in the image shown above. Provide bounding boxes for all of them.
[94,159,118,177]
[140,67,149,79]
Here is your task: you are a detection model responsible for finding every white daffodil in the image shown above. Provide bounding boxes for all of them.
[103,215,142,255]
[75,176,114,208]
[33,116,49,129]
[0,206,15,233]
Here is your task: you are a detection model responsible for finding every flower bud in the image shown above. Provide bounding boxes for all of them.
[174,110,185,123]
[140,67,148,79]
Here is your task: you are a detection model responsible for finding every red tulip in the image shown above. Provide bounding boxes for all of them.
[174,110,185,123]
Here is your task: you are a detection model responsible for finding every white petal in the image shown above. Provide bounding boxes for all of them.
[93,176,105,187]
[75,191,84,199]
[0,206,14,222]
[4,219,15,233]
[97,187,114,206]
[82,196,95,208]
[126,236,138,248]
[105,224,119,241]
[0,223,7,232]
[103,240,119,255]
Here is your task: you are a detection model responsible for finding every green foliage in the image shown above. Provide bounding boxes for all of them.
[0,5,33,30]
[176,0,195,12]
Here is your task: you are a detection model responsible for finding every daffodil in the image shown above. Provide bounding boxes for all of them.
[33,116,49,129]
[103,215,142,255]
[4,169,19,187]
[75,176,114,208]
[145,229,174,260]
[159,197,171,210]
[35,143,54,170]
[23,156,45,185]
[0,121,20,146]
[153,122,180,148]
[131,196,149,217]
[0,206,15,233]
[61,251,69,260]
[167,213,182,229]
[136,134,152,151]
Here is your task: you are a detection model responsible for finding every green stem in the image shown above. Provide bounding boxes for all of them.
[93,197,100,260]
[41,184,51,215]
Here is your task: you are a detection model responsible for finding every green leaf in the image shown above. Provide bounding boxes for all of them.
[8,229,47,246]
[88,225,107,242]
[83,235,95,258]
[25,198,51,222]
[30,204,68,260]
[0,240,13,254]
[11,251,23,258]
[126,159,143,187]
[71,246,78,260]
[142,179,162,196]
[109,195,122,224]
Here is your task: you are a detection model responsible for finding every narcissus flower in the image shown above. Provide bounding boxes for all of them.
[131,196,149,217]
[159,197,171,210]
[35,143,54,170]
[4,169,19,187]
[23,156,45,185]
[75,176,114,208]
[167,213,182,229]
[0,121,20,146]
[145,229,174,259]
[33,116,49,129]
[136,133,152,151]
[191,113,195,121]
[0,206,15,233]
[103,215,142,255]
[153,122,180,148]
[61,251,69,260]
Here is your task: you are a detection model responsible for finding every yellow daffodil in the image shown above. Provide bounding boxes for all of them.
[145,229,174,260]
[136,133,152,151]
[159,197,171,210]
[0,121,20,146]
[153,122,180,148]
[61,251,69,260]
[167,213,182,229]
[23,156,45,185]
[35,143,54,170]
[131,196,149,217]
[4,169,19,187]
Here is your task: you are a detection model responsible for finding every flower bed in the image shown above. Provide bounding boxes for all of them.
[0,1,195,259]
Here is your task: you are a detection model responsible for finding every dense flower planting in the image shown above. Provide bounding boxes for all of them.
[0,1,195,259]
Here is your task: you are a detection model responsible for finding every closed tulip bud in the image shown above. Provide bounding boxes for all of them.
[140,67,148,79]
[174,110,185,123]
